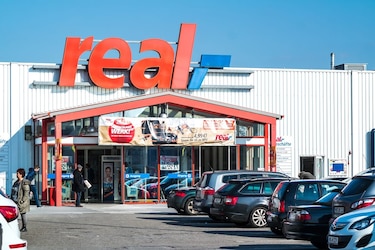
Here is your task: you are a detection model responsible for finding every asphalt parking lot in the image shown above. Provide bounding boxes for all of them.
[21,203,317,250]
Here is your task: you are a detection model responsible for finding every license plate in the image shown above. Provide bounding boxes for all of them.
[288,213,296,221]
[214,198,221,204]
[328,235,338,245]
[334,206,344,214]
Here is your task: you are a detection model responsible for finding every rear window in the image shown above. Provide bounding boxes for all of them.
[240,173,261,179]
[197,173,211,188]
[295,183,319,201]
[268,173,288,178]
[265,181,282,195]
[222,174,240,183]
[341,177,374,196]
[273,181,288,198]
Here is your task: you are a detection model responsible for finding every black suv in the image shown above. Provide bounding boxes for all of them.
[267,179,346,235]
[194,170,291,219]
[331,172,375,221]
[210,177,289,227]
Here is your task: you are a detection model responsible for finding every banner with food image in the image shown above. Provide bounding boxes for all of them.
[98,117,236,146]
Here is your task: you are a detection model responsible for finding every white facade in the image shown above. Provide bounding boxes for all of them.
[1,62,375,192]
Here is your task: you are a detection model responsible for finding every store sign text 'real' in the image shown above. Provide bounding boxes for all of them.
[58,23,196,90]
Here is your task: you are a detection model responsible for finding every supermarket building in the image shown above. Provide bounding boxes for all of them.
[1,23,375,206]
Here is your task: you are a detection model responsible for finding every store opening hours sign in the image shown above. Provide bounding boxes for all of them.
[161,156,179,171]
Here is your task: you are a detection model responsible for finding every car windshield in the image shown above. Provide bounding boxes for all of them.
[0,188,7,198]
[133,177,158,187]
[341,177,373,195]
[315,190,340,205]
[125,178,140,186]
[217,182,244,194]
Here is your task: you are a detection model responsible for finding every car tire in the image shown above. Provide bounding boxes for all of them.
[248,206,268,227]
[184,198,199,215]
[281,221,287,237]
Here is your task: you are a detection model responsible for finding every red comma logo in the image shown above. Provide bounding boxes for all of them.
[109,119,135,143]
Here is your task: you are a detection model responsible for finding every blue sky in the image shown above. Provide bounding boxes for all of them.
[1,0,374,69]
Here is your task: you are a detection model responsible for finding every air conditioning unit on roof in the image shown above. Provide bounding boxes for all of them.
[335,63,367,71]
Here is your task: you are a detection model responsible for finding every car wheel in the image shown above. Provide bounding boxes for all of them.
[249,206,268,227]
[184,198,199,215]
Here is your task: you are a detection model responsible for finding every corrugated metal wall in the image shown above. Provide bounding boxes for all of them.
[249,69,354,177]
[2,62,375,191]
[0,63,11,187]
[352,72,375,172]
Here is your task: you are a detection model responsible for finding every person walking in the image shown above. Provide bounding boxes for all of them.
[11,168,31,232]
[298,171,316,179]
[26,165,42,207]
[72,164,85,207]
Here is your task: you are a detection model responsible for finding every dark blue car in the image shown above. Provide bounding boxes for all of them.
[284,189,342,249]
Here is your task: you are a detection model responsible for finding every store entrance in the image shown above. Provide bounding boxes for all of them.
[77,147,121,203]
[75,145,262,203]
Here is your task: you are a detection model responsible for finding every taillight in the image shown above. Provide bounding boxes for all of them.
[224,196,238,205]
[9,242,27,249]
[296,210,311,221]
[175,191,187,198]
[279,200,285,213]
[351,198,375,209]
[0,205,19,222]
[202,187,215,196]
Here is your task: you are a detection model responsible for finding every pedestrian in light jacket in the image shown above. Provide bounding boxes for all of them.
[11,168,30,232]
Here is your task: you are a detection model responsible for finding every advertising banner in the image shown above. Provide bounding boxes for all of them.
[98,117,236,146]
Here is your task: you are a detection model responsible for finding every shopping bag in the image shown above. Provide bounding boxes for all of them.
[84,180,92,189]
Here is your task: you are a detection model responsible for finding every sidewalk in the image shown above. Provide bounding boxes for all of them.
[28,202,174,215]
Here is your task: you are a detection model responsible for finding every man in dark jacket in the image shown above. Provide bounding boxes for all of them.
[72,164,85,207]
[26,165,42,207]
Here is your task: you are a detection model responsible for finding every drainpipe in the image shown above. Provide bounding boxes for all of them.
[350,71,354,176]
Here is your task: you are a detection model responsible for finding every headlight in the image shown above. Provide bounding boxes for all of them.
[349,217,375,230]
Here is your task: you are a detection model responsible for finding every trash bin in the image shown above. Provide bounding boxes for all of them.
[49,187,56,206]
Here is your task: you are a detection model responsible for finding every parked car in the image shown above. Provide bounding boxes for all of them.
[131,177,159,199]
[210,177,289,227]
[146,172,198,199]
[124,178,141,199]
[167,186,198,215]
[331,172,375,222]
[267,179,346,236]
[284,189,342,249]
[194,170,291,219]
[328,205,375,250]
[0,191,27,250]
[164,178,194,197]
